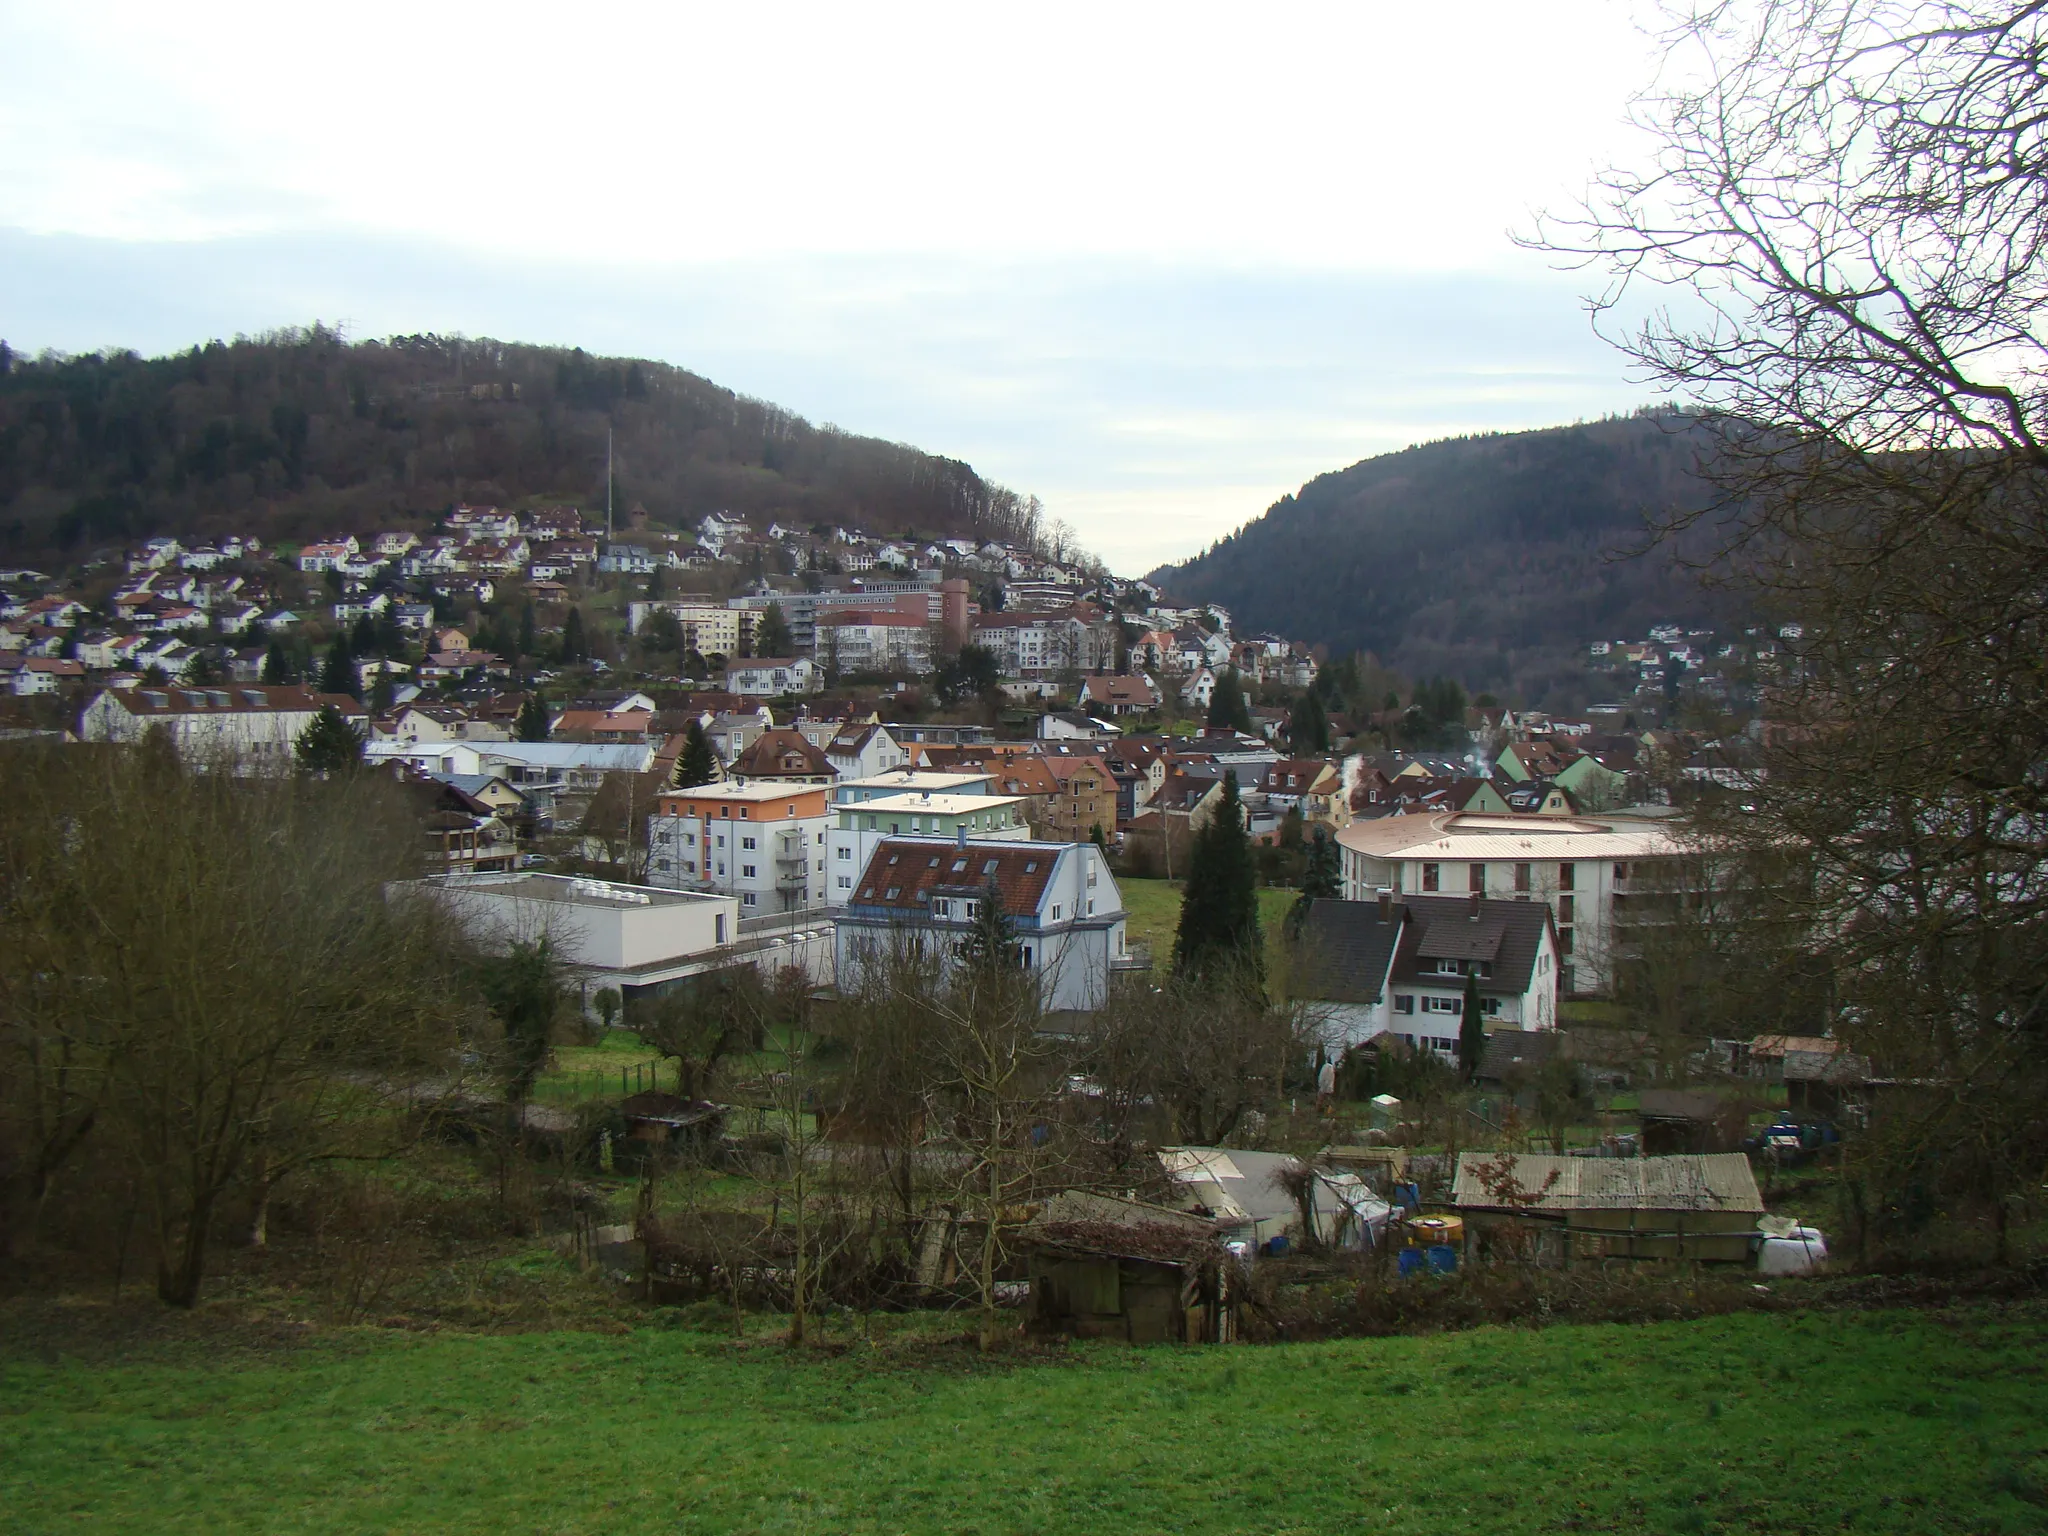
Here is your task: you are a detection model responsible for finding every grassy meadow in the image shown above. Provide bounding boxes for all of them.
[1117,876,1297,968]
[5,1303,2045,1535]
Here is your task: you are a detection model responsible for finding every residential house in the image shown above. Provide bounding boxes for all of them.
[824,790,1031,905]
[1335,810,1683,995]
[79,684,365,768]
[552,708,656,744]
[725,728,835,784]
[826,722,905,780]
[10,656,85,695]
[296,539,358,573]
[815,609,932,675]
[1260,759,1347,828]
[1291,892,1561,1056]
[725,657,820,697]
[1037,753,1116,843]
[834,837,1133,1011]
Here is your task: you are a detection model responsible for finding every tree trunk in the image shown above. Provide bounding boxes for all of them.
[156,1190,218,1309]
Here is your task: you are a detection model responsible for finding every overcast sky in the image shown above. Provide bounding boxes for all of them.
[0,1,1668,572]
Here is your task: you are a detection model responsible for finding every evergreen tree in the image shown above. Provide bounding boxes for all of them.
[1459,968,1487,1081]
[1301,825,1341,899]
[261,638,294,685]
[349,612,378,656]
[515,694,551,742]
[517,602,536,660]
[648,565,666,600]
[1287,687,1331,754]
[1206,667,1253,734]
[675,720,719,788]
[1286,825,1342,937]
[317,634,360,699]
[1173,773,1263,989]
[957,877,1018,975]
[561,607,588,663]
[294,704,364,774]
[755,601,793,659]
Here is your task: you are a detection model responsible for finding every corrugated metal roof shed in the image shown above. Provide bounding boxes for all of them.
[1452,1152,1763,1214]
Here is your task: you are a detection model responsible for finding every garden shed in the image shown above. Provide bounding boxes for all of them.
[1021,1191,1239,1344]
[1451,1151,1764,1264]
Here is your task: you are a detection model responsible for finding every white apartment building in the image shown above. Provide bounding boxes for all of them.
[646,780,833,914]
[626,601,750,658]
[824,790,1032,905]
[79,684,366,769]
[1336,811,1683,995]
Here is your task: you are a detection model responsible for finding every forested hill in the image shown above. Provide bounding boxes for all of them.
[1150,415,1731,701]
[0,327,1039,559]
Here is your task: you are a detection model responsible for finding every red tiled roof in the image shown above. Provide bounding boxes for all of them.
[851,838,1060,918]
[102,684,364,717]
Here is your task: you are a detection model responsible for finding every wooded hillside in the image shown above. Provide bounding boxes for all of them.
[1150,415,1733,704]
[0,327,1041,559]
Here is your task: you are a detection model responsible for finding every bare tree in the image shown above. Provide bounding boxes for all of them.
[0,741,466,1305]
[1535,0,2048,1254]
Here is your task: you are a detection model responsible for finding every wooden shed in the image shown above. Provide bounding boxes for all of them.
[1451,1152,1764,1264]
[1021,1191,1239,1344]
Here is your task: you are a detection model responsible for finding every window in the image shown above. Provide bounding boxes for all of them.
[740,808,750,819]
[1025,860,1038,873]
[1050,904,1062,920]
[885,885,901,899]
[1559,862,1576,891]
[1483,997,1503,1016]
[1558,894,1574,923]
[741,864,756,878]
[742,893,757,907]
[965,900,981,919]
[685,833,697,847]
[1560,928,1575,957]
[715,834,726,849]
[715,914,726,944]
[952,858,968,872]
[1614,862,1629,880]
[1469,864,1485,893]
[983,859,1000,874]
[1423,996,1462,1015]
[1393,994,1415,1014]
[837,847,851,860]
[1433,958,1463,976]
[838,874,853,889]
[1086,899,1095,915]
[742,836,757,851]
[685,861,696,874]
[1422,862,1440,892]
[1515,862,1530,893]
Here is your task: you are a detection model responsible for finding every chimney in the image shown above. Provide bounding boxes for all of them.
[956,824,967,849]
[1377,887,1392,922]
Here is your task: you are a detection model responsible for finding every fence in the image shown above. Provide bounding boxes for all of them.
[534,1061,667,1101]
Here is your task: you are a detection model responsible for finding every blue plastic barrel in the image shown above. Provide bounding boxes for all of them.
[1265,1234,1290,1257]
[1393,1182,1421,1212]
[1426,1244,1458,1274]
[1397,1248,1425,1277]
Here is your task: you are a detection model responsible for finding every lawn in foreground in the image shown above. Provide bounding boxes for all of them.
[5,1307,2045,1535]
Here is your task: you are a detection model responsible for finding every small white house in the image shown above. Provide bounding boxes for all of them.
[834,837,1134,1012]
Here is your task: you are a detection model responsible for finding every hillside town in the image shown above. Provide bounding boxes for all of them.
[1,498,1767,1053]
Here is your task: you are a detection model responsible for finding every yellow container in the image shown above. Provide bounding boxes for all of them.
[1404,1215,1465,1248]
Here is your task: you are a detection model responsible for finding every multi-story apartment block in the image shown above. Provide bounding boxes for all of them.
[646,781,833,913]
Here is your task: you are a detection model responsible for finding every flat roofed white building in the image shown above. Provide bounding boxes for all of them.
[832,769,996,804]
[1336,811,1683,996]
[825,791,1032,906]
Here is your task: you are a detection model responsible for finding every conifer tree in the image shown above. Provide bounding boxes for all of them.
[675,720,719,788]
[349,612,377,657]
[1287,688,1331,754]
[1459,968,1487,1081]
[295,704,364,775]
[1206,667,1253,734]
[1288,825,1342,936]
[755,601,793,659]
[517,603,536,660]
[561,607,588,663]
[957,877,1018,975]
[260,640,294,684]
[1173,773,1263,989]
[515,694,551,742]
[317,634,359,699]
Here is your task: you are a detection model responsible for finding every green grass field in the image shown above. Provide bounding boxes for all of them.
[1118,877,1297,967]
[5,1304,2044,1534]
